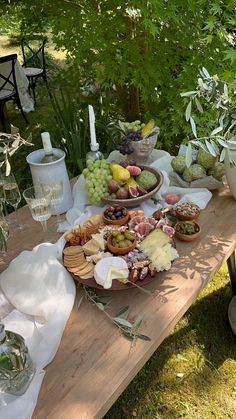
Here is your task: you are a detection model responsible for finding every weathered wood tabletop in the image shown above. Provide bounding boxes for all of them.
[1,186,236,419]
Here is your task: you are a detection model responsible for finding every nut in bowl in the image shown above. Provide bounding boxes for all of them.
[175,202,200,221]
[175,220,201,242]
[107,229,137,255]
[102,205,129,226]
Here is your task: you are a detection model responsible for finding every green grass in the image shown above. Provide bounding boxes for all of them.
[1,36,236,418]
[105,265,236,419]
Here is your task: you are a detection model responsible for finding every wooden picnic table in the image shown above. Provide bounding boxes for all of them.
[1,185,236,419]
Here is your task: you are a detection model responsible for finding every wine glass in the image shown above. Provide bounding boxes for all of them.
[41,181,64,231]
[0,173,8,216]
[23,186,52,237]
[0,204,10,259]
[3,173,22,230]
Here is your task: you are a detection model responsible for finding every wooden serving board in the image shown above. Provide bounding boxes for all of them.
[63,239,176,291]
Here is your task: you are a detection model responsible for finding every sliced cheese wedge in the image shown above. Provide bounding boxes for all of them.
[82,239,100,255]
[94,257,129,289]
[86,252,112,264]
[91,233,105,250]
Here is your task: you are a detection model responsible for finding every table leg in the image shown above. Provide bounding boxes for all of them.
[227,251,236,295]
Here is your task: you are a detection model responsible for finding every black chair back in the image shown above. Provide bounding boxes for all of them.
[0,54,18,94]
[0,54,28,130]
[21,36,47,74]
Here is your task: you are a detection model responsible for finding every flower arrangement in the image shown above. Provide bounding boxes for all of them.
[181,67,236,167]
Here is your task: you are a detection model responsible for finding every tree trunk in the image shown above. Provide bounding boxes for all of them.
[116,83,142,121]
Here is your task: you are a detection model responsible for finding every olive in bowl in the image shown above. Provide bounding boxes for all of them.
[175,220,201,242]
[107,230,136,255]
[103,205,129,225]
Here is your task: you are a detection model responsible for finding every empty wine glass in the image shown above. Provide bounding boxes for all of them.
[23,186,52,237]
[41,181,64,231]
[3,173,22,230]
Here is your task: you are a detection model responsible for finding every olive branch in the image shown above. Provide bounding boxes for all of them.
[0,126,33,176]
[80,285,151,343]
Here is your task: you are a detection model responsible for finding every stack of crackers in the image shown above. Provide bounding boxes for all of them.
[63,245,94,279]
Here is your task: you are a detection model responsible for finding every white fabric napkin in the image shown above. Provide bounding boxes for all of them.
[0,237,76,418]
[58,150,212,232]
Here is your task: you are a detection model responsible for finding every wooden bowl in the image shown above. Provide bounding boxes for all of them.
[175,208,200,221]
[107,235,137,255]
[102,207,129,226]
[102,165,164,207]
[175,221,201,242]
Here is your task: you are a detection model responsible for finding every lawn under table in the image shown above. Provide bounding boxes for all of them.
[1,185,236,419]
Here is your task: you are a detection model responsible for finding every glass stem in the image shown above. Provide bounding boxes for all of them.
[13,205,19,225]
[41,220,48,241]
[3,201,8,216]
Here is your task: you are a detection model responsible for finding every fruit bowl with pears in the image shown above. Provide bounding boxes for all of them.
[82,159,163,207]
[103,162,163,207]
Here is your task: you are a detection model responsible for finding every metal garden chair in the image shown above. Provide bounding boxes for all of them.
[21,36,48,105]
[0,54,28,131]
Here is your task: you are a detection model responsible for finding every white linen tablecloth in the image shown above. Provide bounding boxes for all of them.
[0,56,34,112]
[58,150,212,232]
[0,237,76,418]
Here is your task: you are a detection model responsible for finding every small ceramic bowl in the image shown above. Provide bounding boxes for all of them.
[175,221,201,242]
[175,203,200,221]
[102,206,129,226]
[107,235,137,255]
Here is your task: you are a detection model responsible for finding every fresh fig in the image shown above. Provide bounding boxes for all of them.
[107,179,120,193]
[127,159,137,166]
[127,165,142,176]
[116,187,129,199]
[129,186,139,198]
[119,161,129,168]
[137,185,147,196]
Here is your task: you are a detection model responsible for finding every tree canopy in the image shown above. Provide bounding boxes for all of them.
[2,0,236,146]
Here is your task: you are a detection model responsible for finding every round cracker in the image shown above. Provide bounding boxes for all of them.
[76,262,94,276]
[63,246,83,256]
[68,261,89,273]
[80,271,94,279]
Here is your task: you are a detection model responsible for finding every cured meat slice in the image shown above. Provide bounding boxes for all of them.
[143,217,157,226]
[129,215,144,230]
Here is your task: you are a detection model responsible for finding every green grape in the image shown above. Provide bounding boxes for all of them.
[83,168,89,177]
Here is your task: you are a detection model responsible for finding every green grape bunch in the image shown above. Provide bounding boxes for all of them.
[83,159,111,205]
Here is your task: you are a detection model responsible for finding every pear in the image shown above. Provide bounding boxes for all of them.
[110,163,130,182]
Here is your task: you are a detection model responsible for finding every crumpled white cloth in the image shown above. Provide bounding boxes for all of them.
[0,237,76,419]
[57,150,212,232]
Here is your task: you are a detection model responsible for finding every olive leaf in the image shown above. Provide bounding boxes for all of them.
[0,128,33,175]
[82,286,151,343]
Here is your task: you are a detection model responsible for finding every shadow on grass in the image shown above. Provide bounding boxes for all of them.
[105,281,235,419]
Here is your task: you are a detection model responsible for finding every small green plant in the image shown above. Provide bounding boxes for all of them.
[176,221,199,235]
[0,126,32,175]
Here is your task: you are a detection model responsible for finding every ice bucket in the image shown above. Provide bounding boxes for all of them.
[26,148,73,215]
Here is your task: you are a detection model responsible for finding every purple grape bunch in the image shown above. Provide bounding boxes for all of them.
[117,129,142,155]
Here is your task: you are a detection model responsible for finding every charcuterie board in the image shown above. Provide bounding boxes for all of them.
[63,209,178,291]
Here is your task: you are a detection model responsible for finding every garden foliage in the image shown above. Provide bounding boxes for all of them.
[1,0,236,153]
